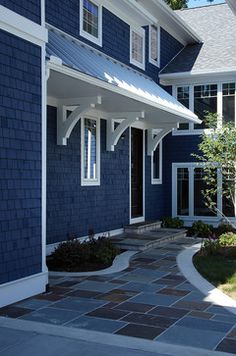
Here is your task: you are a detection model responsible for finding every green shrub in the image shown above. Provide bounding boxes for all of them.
[161,217,184,229]
[189,220,213,238]
[49,236,120,271]
[201,237,220,256]
[215,223,236,238]
[219,232,236,247]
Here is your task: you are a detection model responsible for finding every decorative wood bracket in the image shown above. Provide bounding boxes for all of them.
[106,112,145,151]
[147,123,178,155]
[57,96,102,145]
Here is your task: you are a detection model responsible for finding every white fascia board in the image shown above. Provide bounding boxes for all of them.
[102,0,157,27]
[137,0,201,46]
[160,69,236,86]
[0,5,48,46]
[153,0,202,43]
[47,60,200,124]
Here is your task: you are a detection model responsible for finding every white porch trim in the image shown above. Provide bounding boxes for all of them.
[0,5,48,46]
[0,272,48,308]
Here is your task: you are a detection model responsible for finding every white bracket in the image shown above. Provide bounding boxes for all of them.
[106,112,145,151]
[57,96,102,145]
[147,123,177,156]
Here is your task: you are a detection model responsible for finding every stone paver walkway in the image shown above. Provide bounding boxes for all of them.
[1,237,236,354]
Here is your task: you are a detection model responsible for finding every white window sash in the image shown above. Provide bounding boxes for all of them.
[130,27,145,70]
[79,0,102,46]
[81,117,100,186]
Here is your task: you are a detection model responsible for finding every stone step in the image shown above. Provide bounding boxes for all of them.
[112,228,187,251]
[124,220,162,235]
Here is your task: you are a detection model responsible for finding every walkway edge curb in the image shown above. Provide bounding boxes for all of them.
[0,317,232,356]
[177,242,236,315]
[49,250,138,277]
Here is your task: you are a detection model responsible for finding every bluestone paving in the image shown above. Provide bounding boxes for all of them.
[66,315,127,332]
[2,237,236,354]
[156,325,227,349]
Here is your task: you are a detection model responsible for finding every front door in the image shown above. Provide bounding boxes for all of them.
[131,128,143,220]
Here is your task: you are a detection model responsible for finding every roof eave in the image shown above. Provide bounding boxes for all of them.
[152,0,202,44]
[159,68,236,85]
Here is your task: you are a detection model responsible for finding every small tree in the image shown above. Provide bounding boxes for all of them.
[194,113,236,225]
[165,0,188,10]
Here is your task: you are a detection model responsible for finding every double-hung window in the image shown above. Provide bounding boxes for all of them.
[222,83,236,124]
[80,0,102,46]
[177,86,190,130]
[149,25,160,67]
[130,27,145,70]
[81,117,100,186]
[194,84,217,129]
[151,141,162,184]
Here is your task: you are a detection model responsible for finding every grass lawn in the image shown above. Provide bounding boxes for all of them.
[193,254,236,300]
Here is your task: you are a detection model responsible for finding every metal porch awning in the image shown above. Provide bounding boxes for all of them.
[46,28,200,153]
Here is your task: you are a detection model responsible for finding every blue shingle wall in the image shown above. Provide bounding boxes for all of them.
[162,133,201,216]
[160,28,183,68]
[0,30,42,284]
[45,1,183,82]
[47,106,130,244]
[0,0,41,24]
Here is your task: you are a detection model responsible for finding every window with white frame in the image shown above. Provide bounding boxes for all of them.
[222,83,236,123]
[177,86,190,130]
[174,82,236,134]
[80,0,102,46]
[173,163,236,219]
[149,25,160,67]
[81,117,100,186]
[130,27,145,70]
[151,141,162,184]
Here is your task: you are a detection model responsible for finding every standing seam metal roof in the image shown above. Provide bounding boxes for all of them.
[46,29,198,121]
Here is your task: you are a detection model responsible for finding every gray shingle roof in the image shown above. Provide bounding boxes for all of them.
[161,4,236,75]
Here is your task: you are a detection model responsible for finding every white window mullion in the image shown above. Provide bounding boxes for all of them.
[189,166,194,217]
[217,82,223,129]
[217,168,223,217]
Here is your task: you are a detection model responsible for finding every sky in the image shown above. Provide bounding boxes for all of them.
[188,0,225,8]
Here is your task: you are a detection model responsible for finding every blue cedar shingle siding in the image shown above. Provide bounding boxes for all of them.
[162,133,201,216]
[45,1,183,82]
[0,0,41,24]
[160,28,183,68]
[47,106,130,244]
[0,30,42,284]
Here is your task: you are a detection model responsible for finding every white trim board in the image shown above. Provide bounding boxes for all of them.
[0,5,48,46]
[46,228,124,256]
[0,272,48,308]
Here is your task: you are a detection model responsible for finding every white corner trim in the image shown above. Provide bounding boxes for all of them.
[177,243,236,315]
[0,5,48,46]
[49,250,138,277]
[0,272,48,308]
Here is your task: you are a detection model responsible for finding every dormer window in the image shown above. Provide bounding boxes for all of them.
[80,0,102,46]
[130,27,145,70]
[149,25,160,67]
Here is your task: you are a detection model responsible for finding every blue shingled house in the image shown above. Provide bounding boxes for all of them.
[0,0,235,307]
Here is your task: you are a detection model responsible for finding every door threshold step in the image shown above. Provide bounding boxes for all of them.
[124,220,161,234]
[111,228,187,251]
